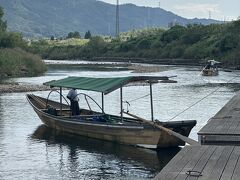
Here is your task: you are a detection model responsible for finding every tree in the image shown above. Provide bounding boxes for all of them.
[67,32,74,39]
[73,31,81,38]
[0,7,7,32]
[84,30,92,39]
[67,31,81,39]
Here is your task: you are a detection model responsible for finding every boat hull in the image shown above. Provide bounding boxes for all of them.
[202,69,219,76]
[27,94,196,149]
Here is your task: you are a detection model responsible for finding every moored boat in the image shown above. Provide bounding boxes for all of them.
[27,76,196,149]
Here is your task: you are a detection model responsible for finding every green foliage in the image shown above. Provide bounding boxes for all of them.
[0,48,47,77]
[0,6,7,32]
[0,6,27,49]
[0,32,27,48]
[182,24,205,44]
[67,31,81,39]
[161,25,186,43]
[29,21,240,66]
[0,6,46,78]
[84,30,92,39]
[84,36,107,57]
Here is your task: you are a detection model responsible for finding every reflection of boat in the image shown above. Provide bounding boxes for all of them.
[27,76,196,149]
[201,60,220,76]
[31,125,181,171]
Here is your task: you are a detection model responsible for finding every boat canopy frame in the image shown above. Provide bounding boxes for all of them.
[44,76,169,95]
[44,76,171,122]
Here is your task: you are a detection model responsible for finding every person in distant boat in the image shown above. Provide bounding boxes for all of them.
[67,88,80,116]
[205,62,211,69]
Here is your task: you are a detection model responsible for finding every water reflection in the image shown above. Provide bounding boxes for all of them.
[31,125,180,179]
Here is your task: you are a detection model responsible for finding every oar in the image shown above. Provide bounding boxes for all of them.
[199,65,207,76]
[123,111,199,146]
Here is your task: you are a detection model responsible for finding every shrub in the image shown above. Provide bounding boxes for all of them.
[0,48,47,77]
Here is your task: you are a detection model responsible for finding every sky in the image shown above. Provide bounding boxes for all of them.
[100,0,240,21]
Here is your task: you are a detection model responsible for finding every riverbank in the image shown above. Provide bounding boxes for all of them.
[0,48,47,78]
[0,83,51,93]
[91,57,202,66]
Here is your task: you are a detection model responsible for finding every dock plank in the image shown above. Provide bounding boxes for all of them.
[204,146,234,180]
[174,146,216,180]
[199,93,240,134]
[220,146,240,180]
[155,146,240,180]
[198,93,240,145]
[197,146,225,180]
[154,146,205,180]
[154,146,192,179]
[231,147,240,180]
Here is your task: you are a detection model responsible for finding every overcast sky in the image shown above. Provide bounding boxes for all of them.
[100,0,240,21]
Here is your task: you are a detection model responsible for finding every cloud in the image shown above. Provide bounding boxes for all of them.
[174,3,223,19]
[175,3,220,14]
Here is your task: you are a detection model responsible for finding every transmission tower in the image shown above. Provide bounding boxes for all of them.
[208,11,211,19]
[116,0,120,38]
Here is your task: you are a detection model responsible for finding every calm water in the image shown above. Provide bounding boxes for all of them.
[1,62,240,179]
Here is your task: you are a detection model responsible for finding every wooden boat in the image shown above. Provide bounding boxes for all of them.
[201,60,220,76]
[27,76,196,149]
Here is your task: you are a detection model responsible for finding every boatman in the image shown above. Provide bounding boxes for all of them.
[67,88,80,116]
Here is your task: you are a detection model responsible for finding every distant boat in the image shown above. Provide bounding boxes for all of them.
[201,60,220,76]
[26,76,196,149]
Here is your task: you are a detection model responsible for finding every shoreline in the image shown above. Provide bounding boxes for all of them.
[0,83,51,93]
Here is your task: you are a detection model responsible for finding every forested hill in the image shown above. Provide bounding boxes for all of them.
[0,0,221,37]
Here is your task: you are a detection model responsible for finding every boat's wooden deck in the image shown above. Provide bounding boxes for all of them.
[154,145,240,180]
[198,92,240,145]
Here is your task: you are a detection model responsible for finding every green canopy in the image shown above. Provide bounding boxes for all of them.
[44,76,169,94]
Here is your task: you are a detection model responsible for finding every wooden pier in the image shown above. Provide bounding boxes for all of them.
[155,92,240,180]
[154,145,240,180]
[198,93,240,145]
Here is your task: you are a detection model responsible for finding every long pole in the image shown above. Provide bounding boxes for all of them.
[120,87,123,122]
[116,0,119,38]
[60,87,62,116]
[149,82,154,121]
[123,111,199,145]
[102,92,104,113]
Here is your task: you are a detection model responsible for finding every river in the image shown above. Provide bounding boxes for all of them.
[0,61,240,179]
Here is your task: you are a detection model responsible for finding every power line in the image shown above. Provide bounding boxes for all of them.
[168,74,240,121]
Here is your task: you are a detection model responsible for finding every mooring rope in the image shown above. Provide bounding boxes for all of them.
[126,93,150,103]
[168,73,240,121]
[123,94,150,112]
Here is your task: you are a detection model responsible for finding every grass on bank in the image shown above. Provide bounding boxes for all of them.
[46,38,89,46]
[0,48,47,77]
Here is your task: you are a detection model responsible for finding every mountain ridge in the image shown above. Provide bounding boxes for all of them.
[0,0,222,37]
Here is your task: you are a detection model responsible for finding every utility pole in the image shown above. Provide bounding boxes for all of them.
[116,0,120,38]
[208,11,211,19]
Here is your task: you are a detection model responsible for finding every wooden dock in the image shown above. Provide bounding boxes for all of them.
[198,93,240,145]
[155,92,240,179]
[154,145,240,180]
